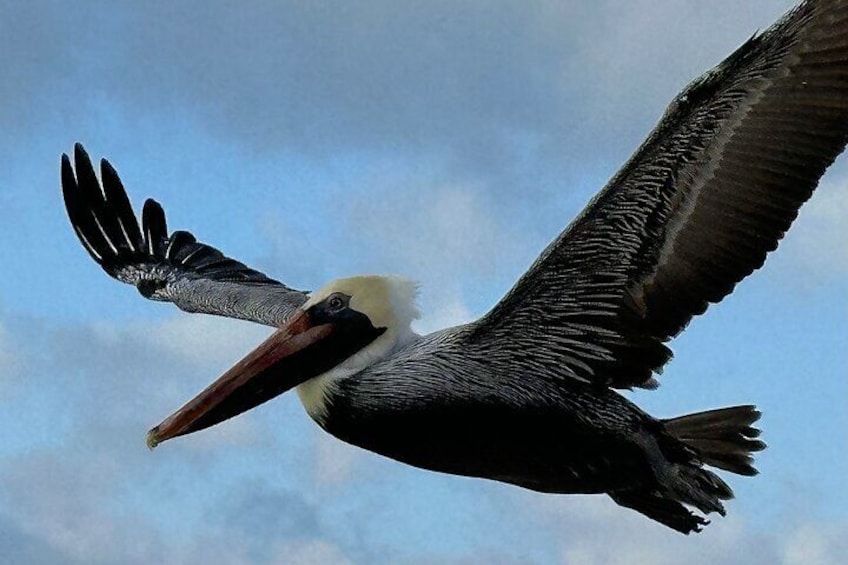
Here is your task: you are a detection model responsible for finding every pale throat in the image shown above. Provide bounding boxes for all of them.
[295,323,416,424]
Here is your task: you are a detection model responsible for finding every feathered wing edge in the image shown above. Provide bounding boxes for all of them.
[461,0,848,390]
[62,143,308,327]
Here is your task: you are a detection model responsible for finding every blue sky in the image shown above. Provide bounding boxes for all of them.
[1,1,846,563]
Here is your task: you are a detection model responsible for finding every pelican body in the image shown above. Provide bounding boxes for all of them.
[62,0,848,534]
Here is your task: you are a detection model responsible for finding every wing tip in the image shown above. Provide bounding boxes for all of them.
[60,153,75,192]
[73,142,90,165]
[144,197,164,211]
[100,156,117,177]
[142,198,167,232]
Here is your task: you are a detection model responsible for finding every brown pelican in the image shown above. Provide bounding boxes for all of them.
[62,0,848,534]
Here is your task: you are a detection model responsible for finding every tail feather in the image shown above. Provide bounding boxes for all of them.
[672,465,731,516]
[664,405,766,476]
[611,405,766,534]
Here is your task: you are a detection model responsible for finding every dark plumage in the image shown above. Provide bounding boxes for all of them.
[62,0,847,534]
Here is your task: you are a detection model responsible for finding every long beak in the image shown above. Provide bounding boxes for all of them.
[146,309,331,449]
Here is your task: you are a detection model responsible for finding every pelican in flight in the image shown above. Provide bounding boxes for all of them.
[63,0,848,533]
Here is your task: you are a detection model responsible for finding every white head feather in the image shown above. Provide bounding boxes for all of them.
[302,274,421,334]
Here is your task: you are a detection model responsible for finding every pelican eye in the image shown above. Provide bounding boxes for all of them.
[327,294,346,312]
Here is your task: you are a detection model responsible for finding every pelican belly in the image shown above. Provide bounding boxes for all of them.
[320,376,658,495]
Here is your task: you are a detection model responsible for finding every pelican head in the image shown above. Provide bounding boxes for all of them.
[304,274,420,338]
[147,275,420,446]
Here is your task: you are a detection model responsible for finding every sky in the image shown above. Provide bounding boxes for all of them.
[1,1,846,563]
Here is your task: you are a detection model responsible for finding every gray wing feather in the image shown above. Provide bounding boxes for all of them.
[62,143,307,327]
[464,0,848,390]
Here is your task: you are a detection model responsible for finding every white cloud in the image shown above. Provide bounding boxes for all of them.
[0,322,19,392]
[785,172,848,279]
[269,539,353,565]
[0,451,159,564]
[313,430,363,487]
[18,0,792,177]
[414,292,474,335]
[29,314,276,456]
[90,314,271,372]
[344,169,530,327]
[782,523,848,565]
[508,489,848,565]
[348,177,523,278]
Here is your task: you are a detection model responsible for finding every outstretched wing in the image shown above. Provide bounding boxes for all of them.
[62,143,308,327]
[462,0,848,389]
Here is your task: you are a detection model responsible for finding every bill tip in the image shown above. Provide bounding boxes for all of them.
[146,427,161,451]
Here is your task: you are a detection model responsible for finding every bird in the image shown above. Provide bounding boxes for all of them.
[61,0,848,534]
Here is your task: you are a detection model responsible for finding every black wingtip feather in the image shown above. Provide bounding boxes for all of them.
[62,144,114,266]
[165,230,198,260]
[62,144,291,309]
[101,157,145,253]
[73,142,89,165]
[142,199,168,256]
